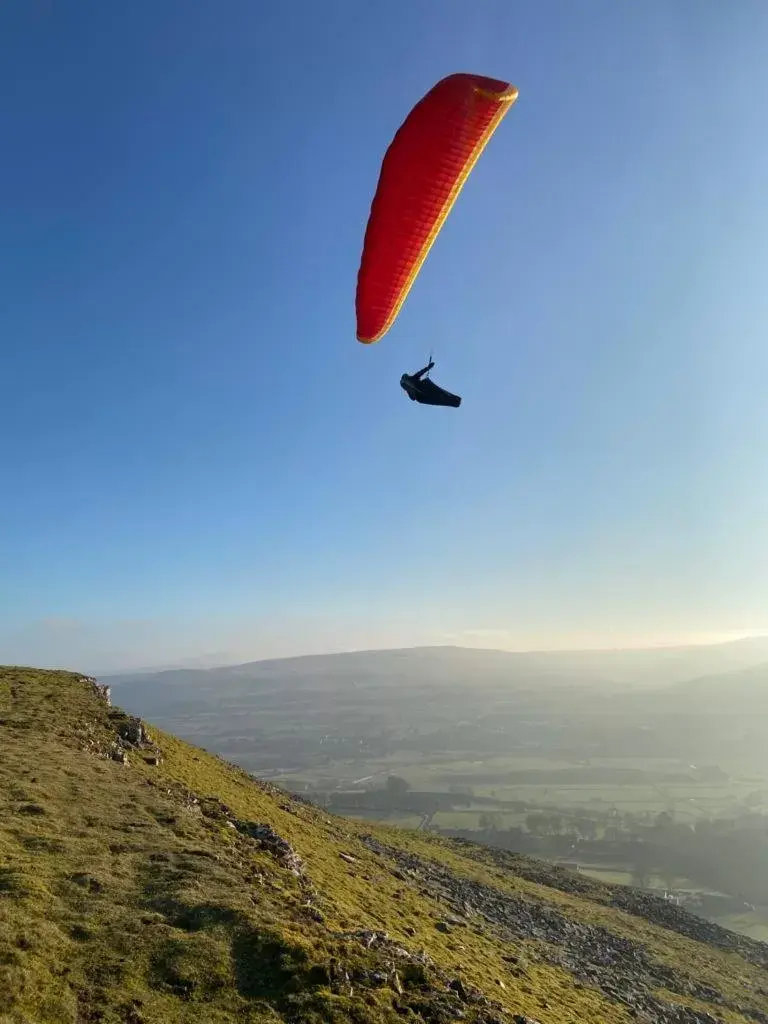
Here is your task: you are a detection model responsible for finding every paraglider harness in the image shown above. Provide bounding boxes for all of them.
[400,354,461,408]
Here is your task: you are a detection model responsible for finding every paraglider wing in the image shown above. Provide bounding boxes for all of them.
[356,73,518,344]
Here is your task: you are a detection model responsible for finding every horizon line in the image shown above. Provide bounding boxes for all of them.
[97,632,768,676]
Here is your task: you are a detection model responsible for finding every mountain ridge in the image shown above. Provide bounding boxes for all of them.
[105,636,768,692]
[2,665,768,1023]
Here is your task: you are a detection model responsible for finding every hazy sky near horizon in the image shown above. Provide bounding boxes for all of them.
[3,1,768,672]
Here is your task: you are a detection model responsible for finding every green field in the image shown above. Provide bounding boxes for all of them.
[273,752,763,823]
[577,866,696,890]
[713,912,768,942]
[578,866,635,886]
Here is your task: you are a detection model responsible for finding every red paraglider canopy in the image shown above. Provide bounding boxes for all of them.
[356,73,518,344]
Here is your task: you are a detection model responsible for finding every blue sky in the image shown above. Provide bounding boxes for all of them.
[3,0,768,670]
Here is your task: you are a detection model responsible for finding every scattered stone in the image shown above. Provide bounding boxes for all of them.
[343,929,388,949]
[332,928,435,971]
[444,914,467,927]
[449,978,468,1002]
[110,743,128,765]
[444,838,768,973]
[234,821,304,875]
[339,852,357,864]
[359,834,761,1024]
[117,716,145,747]
[93,681,112,705]
[329,959,353,997]
[81,676,111,705]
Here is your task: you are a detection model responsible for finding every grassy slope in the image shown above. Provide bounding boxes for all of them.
[0,669,766,1024]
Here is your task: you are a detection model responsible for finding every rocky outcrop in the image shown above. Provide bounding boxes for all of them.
[109,743,129,765]
[104,710,163,768]
[329,928,509,1021]
[361,835,768,1024]
[193,796,306,876]
[609,887,768,968]
[80,676,111,706]
[451,841,768,970]
[116,716,145,746]
[233,821,304,876]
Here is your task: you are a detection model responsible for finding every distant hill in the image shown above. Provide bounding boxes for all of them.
[104,646,609,729]
[3,665,768,1024]
[107,636,768,693]
[107,645,612,704]
[638,660,768,716]
[103,642,768,779]
[105,639,768,729]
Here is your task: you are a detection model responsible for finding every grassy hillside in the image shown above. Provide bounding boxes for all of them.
[1,668,767,1024]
